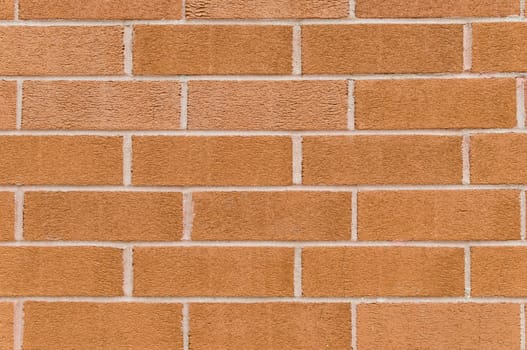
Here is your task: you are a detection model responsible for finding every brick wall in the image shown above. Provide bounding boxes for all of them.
[0,0,525,349]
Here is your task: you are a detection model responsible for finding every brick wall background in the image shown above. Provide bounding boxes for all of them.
[0,0,525,349]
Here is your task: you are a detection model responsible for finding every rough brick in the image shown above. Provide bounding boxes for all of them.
[188,80,348,130]
[24,303,182,350]
[0,81,16,130]
[0,193,14,241]
[133,25,292,75]
[471,134,527,184]
[134,247,294,296]
[23,81,181,130]
[356,0,519,18]
[132,136,292,186]
[358,190,520,241]
[186,0,349,19]
[0,0,13,19]
[302,247,465,296]
[303,136,462,185]
[472,247,527,297]
[302,25,463,74]
[0,303,13,350]
[190,303,350,350]
[0,136,122,185]
[19,0,181,19]
[193,191,351,241]
[0,247,122,296]
[358,304,520,350]
[355,79,516,129]
[0,27,123,76]
[24,192,182,241]
[473,23,527,72]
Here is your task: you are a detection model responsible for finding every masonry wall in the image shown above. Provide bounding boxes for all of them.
[0,1,526,349]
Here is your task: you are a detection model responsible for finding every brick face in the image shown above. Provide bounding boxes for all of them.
[0,0,13,19]
[188,80,348,130]
[357,304,521,350]
[0,192,14,241]
[24,303,182,350]
[133,25,292,75]
[190,303,351,350]
[302,25,463,74]
[0,81,16,130]
[22,81,181,130]
[0,303,13,350]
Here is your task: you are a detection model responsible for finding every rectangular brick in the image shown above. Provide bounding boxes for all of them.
[0,0,13,19]
[0,27,123,76]
[190,303,350,350]
[134,247,294,296]
[186,0,349,18]
[19,0,181,19]
[356,0,519,18]
[193,191,351,241]
[473,23,527,72]
[23,81,181,130]
[303,136,462,185]
[358,190,520,241]
[302,247,465,296]
[0,81,16,130]
[0,247,122,296]
[355,79,516,130]
[133,136,292,186]
[24,192,182,241]
[358,304,520,350]
[133,25,292,75]
[0,193,14,241]
[471,134,527,184]
[24,303,182,350]
[472,247,527,297]
[302,25,463,74]
[0,136,122,185]
[0,303,13,350]
[188,80,348,130]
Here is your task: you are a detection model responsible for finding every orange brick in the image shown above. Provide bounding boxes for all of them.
[19,0,181,19]
[0,0,13,19]
[355,79,516,129]
[0,81,16,130]
[0,27,123,76]
[193,191,351,241]
[0,303,13,350]
[302,247,465,296]
[134,247,294,296]
[472,247,527,297]
[303,136,462,185]
[188,80,347,130]
[0,193,14,241]
[24,192,182,241]
[23,81,180,130]
[471,134,527,184]
[0,247,122,296]
[356,0,519,18]
[358,190,520,241]
[358,304,520,350]
[133,25,292,75]
[190,303,350,350]
[302,25,463,74]
[133,136,292,186]
[186,0,349,19]
[473,23,527,72]
[0,136,122,185]
[24,303,182,350]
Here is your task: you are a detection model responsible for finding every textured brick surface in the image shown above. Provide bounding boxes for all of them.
[190,303,351,349]
[0,192,14,241]
[24,303,182,350]
[0,81,16,130]
[0,303,13,350]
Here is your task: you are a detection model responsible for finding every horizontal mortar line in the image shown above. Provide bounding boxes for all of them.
[0,17,526,26]
[0,296,525,304]
[1,72,525,81]
[0,184,523,192]
[0,240,526,248]
[1,128,527,137]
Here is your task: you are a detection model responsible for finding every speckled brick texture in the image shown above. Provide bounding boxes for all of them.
[1,1,527,349]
